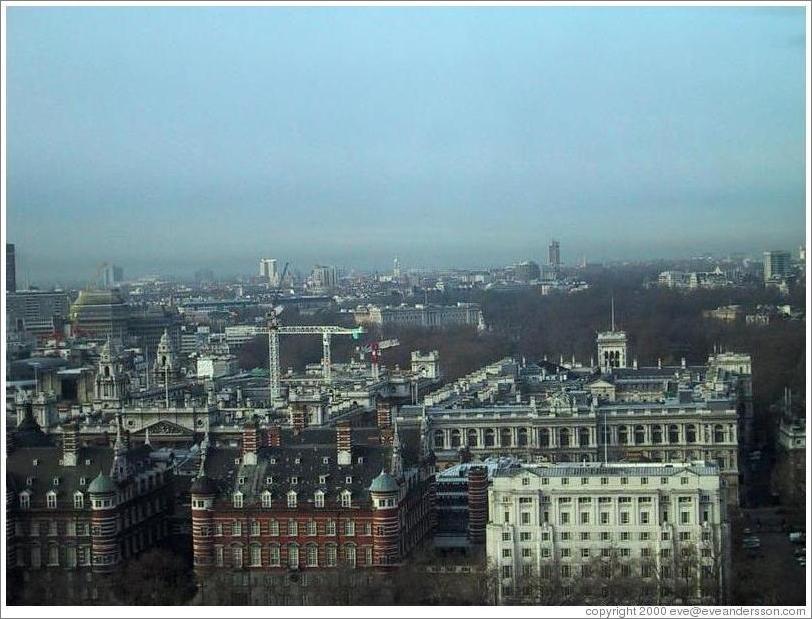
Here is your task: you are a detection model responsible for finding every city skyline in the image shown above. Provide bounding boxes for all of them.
[6,6,807,283]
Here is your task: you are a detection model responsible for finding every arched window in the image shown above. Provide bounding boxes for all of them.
[539,428,550,447]
[634,425,646,445]
[73,492,84,509]
[518,428,529,447]
[668,424,680,444]
[250,520,260,536]
[47,543,59,566]
[232,492,243,508]
[325,543,338,567]
[344,544,357,568]
[306,543,318,567]
[46,491,57,509]
[450,429,461,448]
[713,424,725,443]
[232,545,244,569]
[484,429,495,447]
[250,543,262,566]
[287,544,299,569]
[287,491,297,508]
[685,424,697,444]
[341,490,352,508]
[578,427,590,447]
[500,428,512,447]
[559,428,570,447]
[651,425,663,444]
[261,490,272,508]
[618,426,628,445]
[269,544,281,567]
[314,491,324,508]
[434,431,445,449]
[467,429,479,447]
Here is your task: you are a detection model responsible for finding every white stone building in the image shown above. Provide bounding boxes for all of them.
[486,461,730,604]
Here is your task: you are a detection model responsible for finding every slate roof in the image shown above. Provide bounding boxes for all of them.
[200,424,423,508]
[6,444,156,508]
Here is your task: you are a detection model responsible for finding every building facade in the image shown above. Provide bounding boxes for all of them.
[486,462,729,605]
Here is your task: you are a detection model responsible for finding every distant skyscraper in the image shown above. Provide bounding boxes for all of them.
[763,250,791,282]
[311,264,337,291]
[6,243,16,292]
[98,263,124,289]
[393,257,401,278]
[548,239,561,267]
[800,246,806,262]
[259,258,278,285]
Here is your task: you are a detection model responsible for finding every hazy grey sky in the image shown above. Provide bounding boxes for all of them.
[6,6,807,284]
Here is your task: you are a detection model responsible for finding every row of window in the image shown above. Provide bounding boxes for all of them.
[502,508,705,526]
[500,530,712,543]
[16,544,91,569]
[522,475,695,487]
[228,489,354,509]
[500,562,714,582]
[500,545,714,560]
[205,518,373,538]
[213,543,372,569]
[436,423,732,449]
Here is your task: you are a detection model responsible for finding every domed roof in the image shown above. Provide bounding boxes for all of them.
[190,475,217,495]
[72,289,125,307]
[88,471,117,494]
[369,469,399,493]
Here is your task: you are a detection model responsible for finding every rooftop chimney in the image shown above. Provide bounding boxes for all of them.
[63,422,80,467]
[467,466,488,544]
[242,420,259,466]
[337,421,352,466]
[376,402,392,430]
[290,407,306,435]
[267,425,281,447]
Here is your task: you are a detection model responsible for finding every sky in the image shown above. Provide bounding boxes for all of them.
[5,6,808,285]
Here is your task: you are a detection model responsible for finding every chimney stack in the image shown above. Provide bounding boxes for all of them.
[290,407,306,435]
[337,421,352,466]
[62,422,80,467]
[376,401,392,430]
[242,420,259,466]
[267,425,281,447]
[467,466,488,544]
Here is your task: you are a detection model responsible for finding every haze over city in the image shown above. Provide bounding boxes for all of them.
[5,6,807,284]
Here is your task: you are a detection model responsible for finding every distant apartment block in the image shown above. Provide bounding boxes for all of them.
[658,269,729,290]
[7,242,16,292]
[763,250,791,283]
[6,290,70,336]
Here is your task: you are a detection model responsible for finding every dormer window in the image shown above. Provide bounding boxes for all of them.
[84,459,92,466]
[270,457,277,464]
[73,492,84,509]
[291,477,298,486]
[261,491,272,508]
[357,457,364,464]
[322,457,329,465]
[265,476,273,485]
[287,491,297,508]
[26,477,34,486]
[295,458,301,465]
[79,477,87,486]
[345,476,353,484]
[314,491,325,508]
[46,491,57,509]
[232,492,244,508]
[53,477,60,487]
[341,490,352,508]
[319,475,328,485]
[238,477,245,486]
[19,493,30,510]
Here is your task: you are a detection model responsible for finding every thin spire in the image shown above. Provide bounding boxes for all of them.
[144,427,151,447]
[611,296,615,331]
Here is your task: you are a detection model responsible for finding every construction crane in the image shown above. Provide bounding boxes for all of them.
[357,338,400,380]
[266,262,289,402]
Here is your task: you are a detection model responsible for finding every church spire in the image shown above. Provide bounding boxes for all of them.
[391,419,403,478]
[611,296,615,331]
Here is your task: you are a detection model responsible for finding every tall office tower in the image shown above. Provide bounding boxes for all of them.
[393,256,401,278]
[800,246,806,262]
[763,250,791,282]
[548,239,561,267]
[6,243,16,292]
[259,258,278,285]
[311,264,338,291]
[98,263,124,289]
